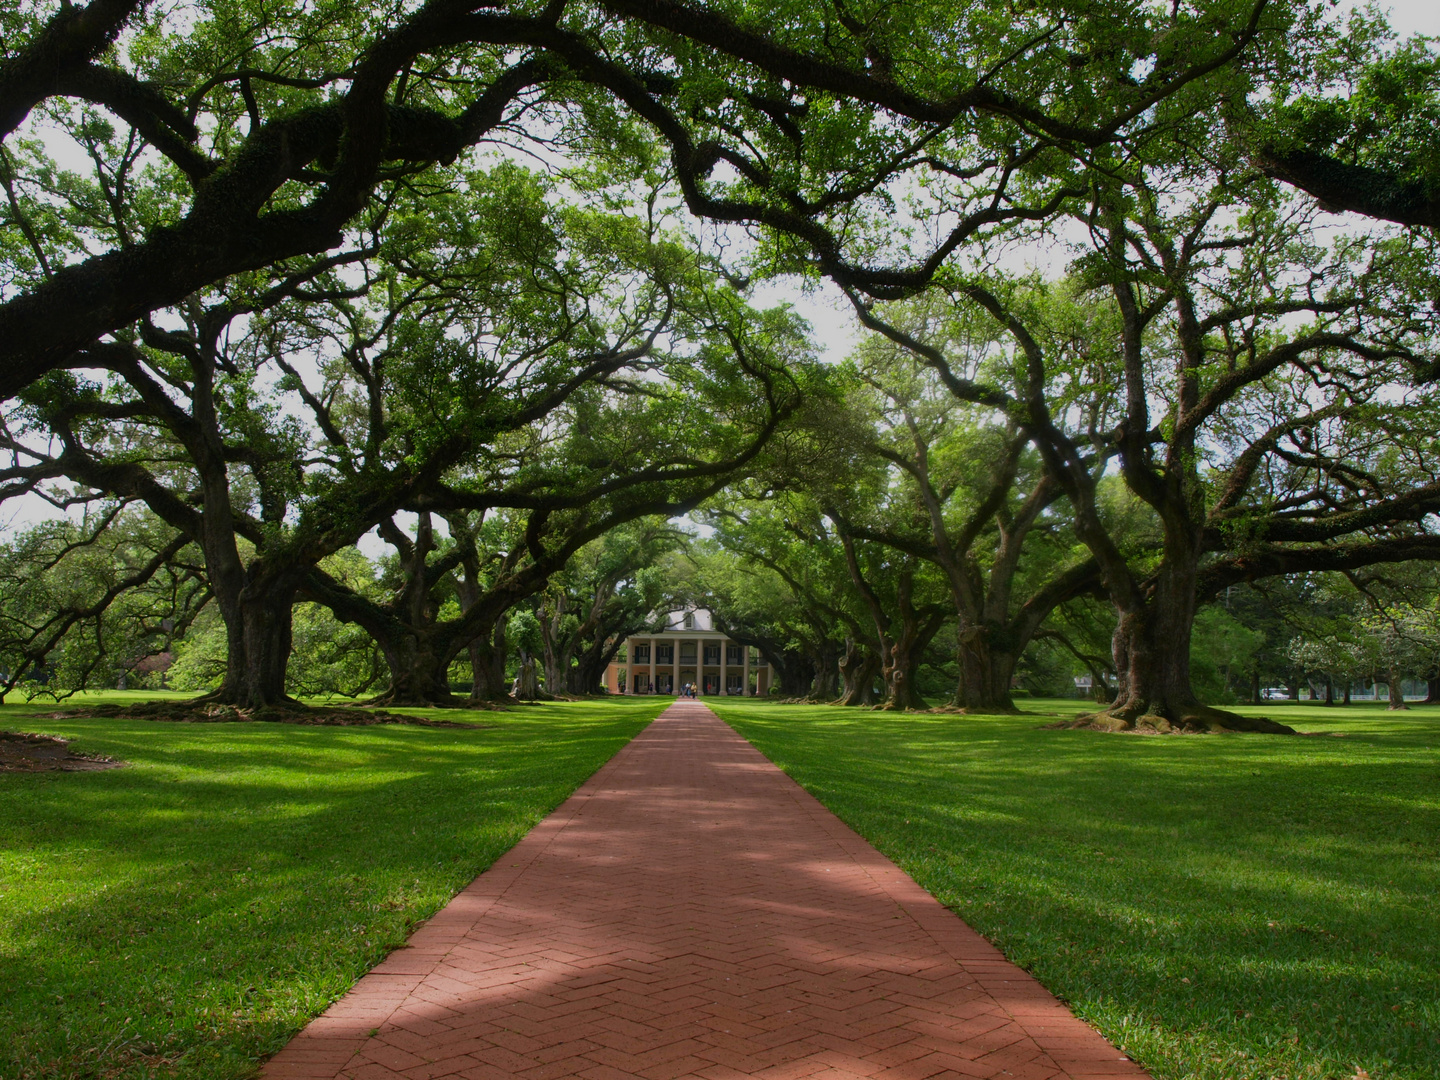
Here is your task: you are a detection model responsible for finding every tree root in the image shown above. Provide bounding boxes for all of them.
[43,700,489,727]
[928,702,1022,716]
[1048,702,1296,734]
[364,690,472,710]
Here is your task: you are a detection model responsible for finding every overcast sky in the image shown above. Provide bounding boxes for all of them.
[1366,0,1439,37]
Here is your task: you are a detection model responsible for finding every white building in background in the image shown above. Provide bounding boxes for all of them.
[606,609,770,696]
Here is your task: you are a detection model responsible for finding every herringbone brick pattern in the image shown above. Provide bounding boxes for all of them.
[261,700,1150,1080]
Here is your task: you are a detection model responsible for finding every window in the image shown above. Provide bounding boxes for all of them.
[684,612,694,629]
[703,643,720,665]
[632,644,650,663]
[634,672,651,693]
[656,643,674,664]
[726,644,742,665]
[680,642,696,661]
[727,673,743,694]
[703,674,720,694]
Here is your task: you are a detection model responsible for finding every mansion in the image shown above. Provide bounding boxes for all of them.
[606,609,770,696]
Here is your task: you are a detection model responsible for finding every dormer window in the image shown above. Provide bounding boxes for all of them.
[684,612,694,629]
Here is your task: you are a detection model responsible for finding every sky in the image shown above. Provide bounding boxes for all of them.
[1364,0,1440,37]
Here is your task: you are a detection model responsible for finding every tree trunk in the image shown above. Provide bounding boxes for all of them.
[747,643,813,698]
[1078,572,1294,733]
[952,625,1019,713]
[550,643,577,696]
[193,441,303,709]
[1424,668,1440,704]
[837,640,880,706]
[1387,667,1409,710]
[882,642,928,710]
[1324,677,1334,706]
[468,620,511,704]
[512,651,542,700]
[572,626,628,696]
[540,594,569,697]
[354,512,469,708]
[1342,681,1351,705]
[569,648,602,695]
[808,641,840,701]
[771,656,817,696]
[369,632,463,707]
[207,575,301,709]
[569,636,611,695]
[879,630,928,711]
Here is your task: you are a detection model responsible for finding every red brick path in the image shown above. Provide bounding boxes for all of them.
[262,700,1150,1080]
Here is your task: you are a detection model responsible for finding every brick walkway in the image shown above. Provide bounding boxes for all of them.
[262,700,1150,1080]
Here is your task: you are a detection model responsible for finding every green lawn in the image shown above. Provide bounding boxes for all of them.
[706,697,1440,1080]
[0,693,664,1080]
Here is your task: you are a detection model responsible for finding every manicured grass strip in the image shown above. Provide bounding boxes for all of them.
[0,694,664,1080]
[707,697,1440,1080]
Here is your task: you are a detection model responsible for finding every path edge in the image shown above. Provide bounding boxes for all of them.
[705,703,1151,1080]
[259,704,666,1079]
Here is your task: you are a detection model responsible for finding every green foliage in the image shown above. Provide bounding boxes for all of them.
[288,551,386,700]
[1267,23,1440,195]
[164,609,227,693]
[506,608,544,660]
[1190,606,1263,704]
[1015,635,1085,698]
[0,511,201,701]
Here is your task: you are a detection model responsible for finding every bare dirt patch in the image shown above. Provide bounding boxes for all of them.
[40,702,488,728]
[0,731,126,773]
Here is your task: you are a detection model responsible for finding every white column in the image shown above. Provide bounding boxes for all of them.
[672,636,679,696]
[743,643,751,696]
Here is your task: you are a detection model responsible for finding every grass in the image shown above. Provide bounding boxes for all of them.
[0,692,665,1080]
[705,696,1440,1080]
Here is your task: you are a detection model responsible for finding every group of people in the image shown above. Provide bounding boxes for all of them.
[679,682,700,698]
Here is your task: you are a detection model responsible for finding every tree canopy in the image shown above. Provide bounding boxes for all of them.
[3,0,1439,727]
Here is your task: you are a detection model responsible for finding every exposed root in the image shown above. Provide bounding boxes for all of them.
[364,691,472,710]
[928,702,1022,716]
[1047,702,1296,735]
[41,701,489,728]
[465,697,518,710]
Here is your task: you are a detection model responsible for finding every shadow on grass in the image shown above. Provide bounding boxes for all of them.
[0,698,664,1080]
[708,699,1440,1080]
